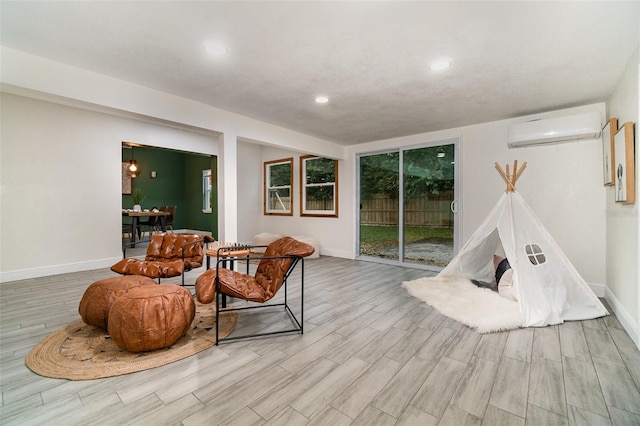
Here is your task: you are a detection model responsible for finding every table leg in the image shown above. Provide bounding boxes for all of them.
[158,215,166,232]
[221,258,228,308]
[130,216,139,247]
[207,255,228,309]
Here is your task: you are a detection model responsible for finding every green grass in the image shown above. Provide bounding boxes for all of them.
[360,225,453,244]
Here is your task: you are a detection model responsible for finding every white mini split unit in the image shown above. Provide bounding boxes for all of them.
[507,112,602,149]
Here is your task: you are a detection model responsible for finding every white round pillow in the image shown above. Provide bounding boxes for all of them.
[253,232,284,253]
[292,235,320,259]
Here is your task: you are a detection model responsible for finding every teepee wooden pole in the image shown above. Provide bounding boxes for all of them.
[495,162,516,192]
[514,161,527,184]
[495,161,526,192]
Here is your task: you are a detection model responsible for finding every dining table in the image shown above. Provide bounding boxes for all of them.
[122,210,170,246]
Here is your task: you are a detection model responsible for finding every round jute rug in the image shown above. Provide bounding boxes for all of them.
[25,302,238,380]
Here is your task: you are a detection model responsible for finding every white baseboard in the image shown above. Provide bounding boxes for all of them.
[319,248,354,259]
[0,257,120,284]
[605,287,639,349]
[588,282,606,297]
[1,231,213,284]
[178,229,212,236]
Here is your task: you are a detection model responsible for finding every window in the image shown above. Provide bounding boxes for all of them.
[264,158,293,215]
[525,244,546,265]
[300,155,338,217]
[202,169,213,213]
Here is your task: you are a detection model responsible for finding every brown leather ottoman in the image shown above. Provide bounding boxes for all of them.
[107,284,195,352]
[78,275,158,330]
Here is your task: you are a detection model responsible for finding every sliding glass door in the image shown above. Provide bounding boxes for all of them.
[358,152,400,260]
[357,140,458,270]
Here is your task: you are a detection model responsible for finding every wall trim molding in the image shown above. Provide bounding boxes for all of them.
[0,257,120,284]
[320,248,352,259]
[605,287,640,349]
[0,231,211,284]
[588,282,606,297]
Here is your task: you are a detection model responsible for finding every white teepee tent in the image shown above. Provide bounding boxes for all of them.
[439,161,608,327]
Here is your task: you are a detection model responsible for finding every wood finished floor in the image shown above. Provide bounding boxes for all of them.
[2,256,640,425]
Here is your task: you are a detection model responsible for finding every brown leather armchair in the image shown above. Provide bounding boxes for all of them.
[195,236,314,344]
[112,233,215,286]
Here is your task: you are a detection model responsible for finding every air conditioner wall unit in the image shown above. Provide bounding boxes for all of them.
[507,112,602,149]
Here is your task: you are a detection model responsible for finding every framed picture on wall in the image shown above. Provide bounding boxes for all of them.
[614,122,635,203]
[602,118,617,186]
[122,162,132,194]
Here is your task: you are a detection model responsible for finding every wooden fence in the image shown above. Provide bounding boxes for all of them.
[360,192,453,227]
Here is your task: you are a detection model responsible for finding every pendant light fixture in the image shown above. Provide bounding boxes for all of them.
[128,145,139,178]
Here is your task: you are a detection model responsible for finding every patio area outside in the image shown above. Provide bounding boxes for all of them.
[359,225,454,267]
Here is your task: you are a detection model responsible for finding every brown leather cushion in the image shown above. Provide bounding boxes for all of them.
[195,268,266,304]
[111,234,215,279]
[144,234,206,269]
[107,284,195,353]
[195,268,216,304]
[255,237,314,300]
[78,276,158,330]
[110,258,185,279]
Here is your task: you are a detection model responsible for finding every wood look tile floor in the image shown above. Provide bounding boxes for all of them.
[2,256,640,425]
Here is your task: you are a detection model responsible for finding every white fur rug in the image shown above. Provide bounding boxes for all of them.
[402,276,523,333]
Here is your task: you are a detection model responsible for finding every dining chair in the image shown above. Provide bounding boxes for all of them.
[159,206,176,233]
[122,224,133,244]
[139,206,160,238]
[164,206,176,232]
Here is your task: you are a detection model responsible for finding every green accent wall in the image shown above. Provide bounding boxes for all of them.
[122,146,217,236]
[184,154,218,237]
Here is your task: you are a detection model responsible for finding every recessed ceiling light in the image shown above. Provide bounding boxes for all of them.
[204,41,227,55]
[315,96,329,104]
[429,59,451,71]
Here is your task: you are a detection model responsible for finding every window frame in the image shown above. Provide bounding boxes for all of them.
[300,155,338,218]
[264,157,294,216]
[525,244,546,265]
[202,169,213,213]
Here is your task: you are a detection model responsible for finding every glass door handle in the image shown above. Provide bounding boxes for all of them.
[450,200,458,213]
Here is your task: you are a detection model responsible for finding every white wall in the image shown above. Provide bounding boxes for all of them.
[1,47,345,161]
[0,93,218,281]
[347,104,608,290]
[0,45,617,314]
[1,92,610,299]
[244,145,353,258]
[236,140,264,243]
[606,46,639,346]
[0,46,348,281]
[235,102,608,287]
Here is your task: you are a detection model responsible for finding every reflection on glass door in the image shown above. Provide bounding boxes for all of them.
[358,152,399,260]
[357,141,457,269]
[403,144,455,267]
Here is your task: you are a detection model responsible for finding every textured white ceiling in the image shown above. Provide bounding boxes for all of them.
[1,1,638,145]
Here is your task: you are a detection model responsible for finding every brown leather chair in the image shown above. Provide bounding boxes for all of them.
[112,233,215,286]
[195,236,314,344]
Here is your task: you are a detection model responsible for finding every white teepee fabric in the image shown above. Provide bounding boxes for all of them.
[439,191,608,327]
